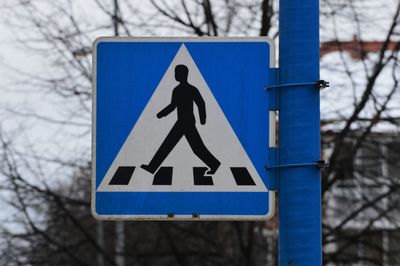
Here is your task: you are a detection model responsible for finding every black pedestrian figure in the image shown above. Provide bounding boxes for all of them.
[141,64,221,175]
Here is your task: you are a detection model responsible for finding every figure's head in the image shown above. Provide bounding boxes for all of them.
[175,64,189,82]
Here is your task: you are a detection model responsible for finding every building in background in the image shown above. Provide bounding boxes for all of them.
[321,38,400,266]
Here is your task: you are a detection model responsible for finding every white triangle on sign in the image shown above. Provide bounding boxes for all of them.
[97,44,267,192]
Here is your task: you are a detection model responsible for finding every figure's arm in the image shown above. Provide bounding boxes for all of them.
[193,88,206,125]
[157,92,176,118]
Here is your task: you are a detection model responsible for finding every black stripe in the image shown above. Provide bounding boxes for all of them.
[153,167,173,185]
[193,167,213,185]
[109,166,135,185]
[230,167,256,186]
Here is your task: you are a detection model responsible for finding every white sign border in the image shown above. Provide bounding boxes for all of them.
[92,37,276,221]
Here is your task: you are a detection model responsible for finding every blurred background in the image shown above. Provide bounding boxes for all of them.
[0,0,399,265]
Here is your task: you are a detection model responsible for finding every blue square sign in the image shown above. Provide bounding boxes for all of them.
[92,37,275,220]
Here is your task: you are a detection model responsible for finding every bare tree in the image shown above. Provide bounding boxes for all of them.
[320,0,400,265]
[0,0,399,265]
[0,1,278,266]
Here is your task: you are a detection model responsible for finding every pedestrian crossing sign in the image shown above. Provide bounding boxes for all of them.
[92,37,275,220]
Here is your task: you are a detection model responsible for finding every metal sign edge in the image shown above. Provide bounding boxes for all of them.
[91,37,276,221]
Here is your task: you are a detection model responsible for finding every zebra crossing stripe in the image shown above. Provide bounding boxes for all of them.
[109,166,135,185]
[230,167,256,186]
[193,167,213,185]
[153,167,173,185]
[108,166,256,187]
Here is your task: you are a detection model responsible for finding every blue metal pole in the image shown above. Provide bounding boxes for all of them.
[278,0,321,265]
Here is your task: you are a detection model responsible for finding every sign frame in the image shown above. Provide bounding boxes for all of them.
[92,37,276,221]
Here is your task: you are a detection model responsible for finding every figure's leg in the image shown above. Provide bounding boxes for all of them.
[141,123,183,174]
[185,126,221,174]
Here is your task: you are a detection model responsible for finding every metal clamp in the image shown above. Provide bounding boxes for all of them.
[316,80,330,90]
[265,160,329,170]
[265,80,329,91]
[316,159,329,169]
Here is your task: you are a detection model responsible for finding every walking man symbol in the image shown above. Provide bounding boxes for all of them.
[141,64,221,175]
